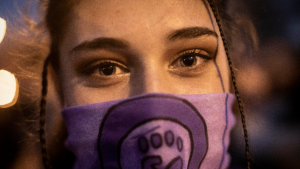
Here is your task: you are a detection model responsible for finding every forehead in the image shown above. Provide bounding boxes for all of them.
[67,0,213,40]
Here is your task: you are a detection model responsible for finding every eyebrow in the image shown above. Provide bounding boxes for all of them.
[167,27,218,41]
[70,27,218,53]
[70,37,129,53]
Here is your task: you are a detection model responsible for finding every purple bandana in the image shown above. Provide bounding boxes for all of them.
[62,93,236,169]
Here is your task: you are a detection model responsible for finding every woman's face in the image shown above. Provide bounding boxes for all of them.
[59,0,230,107]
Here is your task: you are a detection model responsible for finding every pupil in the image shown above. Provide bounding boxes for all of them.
[101,64,115,75]
[182,56,195,66]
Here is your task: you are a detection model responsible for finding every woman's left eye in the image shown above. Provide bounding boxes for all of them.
[170,49,213,69]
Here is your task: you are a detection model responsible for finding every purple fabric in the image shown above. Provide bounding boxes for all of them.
[62,93,236,169]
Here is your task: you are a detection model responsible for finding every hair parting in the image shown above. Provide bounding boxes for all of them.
[206,0,251,168]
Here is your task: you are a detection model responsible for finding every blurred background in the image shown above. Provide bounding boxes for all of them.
[228,1,300,169]
[0,0,299,169]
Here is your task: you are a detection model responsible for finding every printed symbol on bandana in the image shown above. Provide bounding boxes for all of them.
[139,131,184,169]
[98,95,208,169]
[120,120,191,169]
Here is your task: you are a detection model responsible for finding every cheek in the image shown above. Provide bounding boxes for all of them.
[169,66,225,94]
[62,80,131,107]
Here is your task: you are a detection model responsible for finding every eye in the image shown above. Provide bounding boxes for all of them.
[180,55,198,67]
[98,62,123,76]
[82,60,129,76]
[170,49,213,69]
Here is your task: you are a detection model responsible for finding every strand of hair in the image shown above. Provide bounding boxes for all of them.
[206,0,251,168]
[39,56,52,169]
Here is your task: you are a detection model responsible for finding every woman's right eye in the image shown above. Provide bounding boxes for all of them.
[97,62,126,76]
[82,61,129,76]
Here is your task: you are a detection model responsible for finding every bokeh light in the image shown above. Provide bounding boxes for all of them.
[0,17,5,43]
[0,70,19,108]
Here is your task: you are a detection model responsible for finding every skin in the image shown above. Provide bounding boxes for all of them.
[59,0,230,107]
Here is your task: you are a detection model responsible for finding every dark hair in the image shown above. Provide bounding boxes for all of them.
[39,0,256,168]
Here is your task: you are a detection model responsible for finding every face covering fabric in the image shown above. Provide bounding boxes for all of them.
[62,93,236,169]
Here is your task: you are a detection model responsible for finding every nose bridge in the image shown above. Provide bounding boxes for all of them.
[129,59,170,96]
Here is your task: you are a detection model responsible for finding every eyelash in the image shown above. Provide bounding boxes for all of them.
[80,48,213,77]
[81,60,129,76]
[170,49,213,70]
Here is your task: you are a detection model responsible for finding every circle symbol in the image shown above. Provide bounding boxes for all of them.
[165,130,175,147]
[151,133,163,149]
[138,136,149,153]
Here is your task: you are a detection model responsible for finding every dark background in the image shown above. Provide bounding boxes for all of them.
[229,1,300,169]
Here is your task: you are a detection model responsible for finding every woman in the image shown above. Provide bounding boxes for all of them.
[2,0,257,168]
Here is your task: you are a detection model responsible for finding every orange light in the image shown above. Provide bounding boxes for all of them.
[0,70,19,108]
